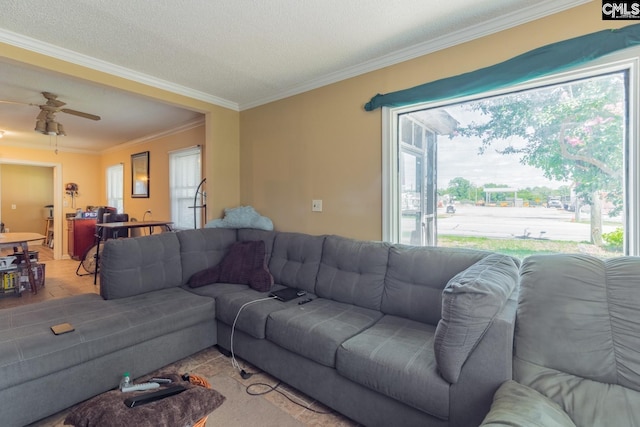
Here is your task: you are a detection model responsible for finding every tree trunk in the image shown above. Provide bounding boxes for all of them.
[591,190,603,246]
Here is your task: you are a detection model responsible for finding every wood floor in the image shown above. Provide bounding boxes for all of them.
[0,243,359,427]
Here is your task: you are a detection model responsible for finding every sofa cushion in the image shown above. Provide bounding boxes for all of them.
[514,358,640,427]
[0,288,215,391]
[517,254,640,390]
[266,298,382,367]
[267,232,325,293]
[336,315,450,420]
[479,380,576,427]
[315,235,390,310]
[100,232,183,300]
[182,282,250,300]
[434,253,519,384]
[187,240,273,291]
[515,254,640,426]
[215,287,308,339]
[382,245,490,325]
[177,228,237,286]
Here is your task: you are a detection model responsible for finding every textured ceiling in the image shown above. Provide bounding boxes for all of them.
[0,0,590,152]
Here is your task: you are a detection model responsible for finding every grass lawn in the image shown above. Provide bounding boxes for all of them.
[438,235,623,259]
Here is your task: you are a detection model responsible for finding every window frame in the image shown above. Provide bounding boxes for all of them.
[383,48,640,255]
[169,146,202,230]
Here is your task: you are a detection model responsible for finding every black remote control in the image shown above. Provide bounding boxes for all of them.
[124,385,187,408]
[298,298,313,305]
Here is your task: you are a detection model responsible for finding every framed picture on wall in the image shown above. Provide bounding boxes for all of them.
[131,151,149,198]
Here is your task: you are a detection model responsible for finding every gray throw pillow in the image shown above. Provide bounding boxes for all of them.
[434,253,519,383]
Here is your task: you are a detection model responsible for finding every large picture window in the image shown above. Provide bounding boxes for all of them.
[384,49,640,256]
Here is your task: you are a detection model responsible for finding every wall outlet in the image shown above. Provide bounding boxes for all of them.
[312,200,323,212]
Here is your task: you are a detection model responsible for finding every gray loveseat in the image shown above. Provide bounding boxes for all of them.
[481,254,640,427]
[0,228,519,426]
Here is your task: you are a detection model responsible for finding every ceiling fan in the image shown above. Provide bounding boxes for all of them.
[0,91,101,136]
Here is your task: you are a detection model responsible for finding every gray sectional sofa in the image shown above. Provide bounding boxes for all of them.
[481,254,640,427]
[0,228,520,427]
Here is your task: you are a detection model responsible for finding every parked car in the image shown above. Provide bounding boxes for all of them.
[446,204,456,213]
[548,200,563,208]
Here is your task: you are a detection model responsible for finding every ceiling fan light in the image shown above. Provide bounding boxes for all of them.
[58,124,66,136]
[46,121,58,135]
[35,119,47,133]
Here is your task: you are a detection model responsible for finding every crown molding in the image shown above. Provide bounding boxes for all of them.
[100,117,206,154]
[0,0,590,112]
[0,118,205,155]
[0,139,101,155]
[239,0,592,110]
[0,28,239,111]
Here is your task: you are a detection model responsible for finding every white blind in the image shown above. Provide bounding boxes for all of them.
[106,163,124,213]
[169,146,202,229]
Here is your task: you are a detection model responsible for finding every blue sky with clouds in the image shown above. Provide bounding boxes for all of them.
[437,104,565,190]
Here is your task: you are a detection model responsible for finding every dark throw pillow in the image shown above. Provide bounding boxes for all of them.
[187,264,221,288]
[188,240,273,291]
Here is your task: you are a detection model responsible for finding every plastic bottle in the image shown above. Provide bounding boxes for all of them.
[119,372,132,390]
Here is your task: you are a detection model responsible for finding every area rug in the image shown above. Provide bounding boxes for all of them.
[204,374,304,427]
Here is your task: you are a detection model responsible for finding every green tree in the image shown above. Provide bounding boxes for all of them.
[457,73,625,245]
[447,177,473,202]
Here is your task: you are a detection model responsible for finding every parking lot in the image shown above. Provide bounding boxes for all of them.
[437,205,621,242]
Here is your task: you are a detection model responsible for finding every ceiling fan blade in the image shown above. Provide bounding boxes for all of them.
[0,100,31,106]
[61,108,101,121]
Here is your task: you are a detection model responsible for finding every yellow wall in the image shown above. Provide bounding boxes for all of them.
[239,1,632,240]
[100,124,206,225]
[0,164,53,233]
[0,40,240,259]
[0,1,632,247]
[0,125,204,257]
[0,43,241,222]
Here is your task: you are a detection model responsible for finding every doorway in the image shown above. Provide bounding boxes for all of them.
[0,159,63,260]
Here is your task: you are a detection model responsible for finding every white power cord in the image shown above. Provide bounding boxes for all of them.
[230,296,277,378]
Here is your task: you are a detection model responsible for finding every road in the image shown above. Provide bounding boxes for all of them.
[437,205,621,242]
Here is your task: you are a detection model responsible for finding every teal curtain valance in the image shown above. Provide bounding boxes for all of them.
[364,23,640,111]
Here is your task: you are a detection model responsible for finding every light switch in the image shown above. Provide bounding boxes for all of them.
[312,200,323,212]
[11,204,16,210]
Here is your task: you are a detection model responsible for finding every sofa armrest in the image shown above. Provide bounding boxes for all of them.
[434,254,520,383]
[480,380,576,427]
[448,296,517,427]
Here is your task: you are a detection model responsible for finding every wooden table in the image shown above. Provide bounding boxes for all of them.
[97,220,173,239]
[91,221,173,284]
[0,232,46,294]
